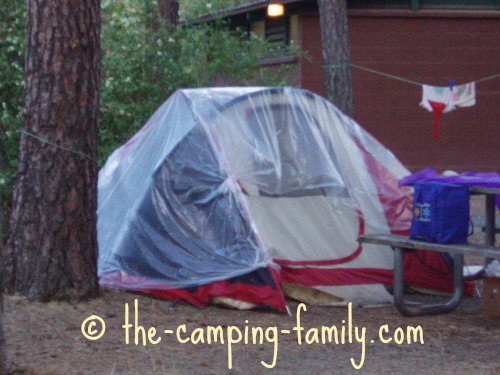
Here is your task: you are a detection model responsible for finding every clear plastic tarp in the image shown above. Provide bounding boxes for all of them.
[97,87,412,297]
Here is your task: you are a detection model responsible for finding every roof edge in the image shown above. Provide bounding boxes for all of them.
[184,0,304,24]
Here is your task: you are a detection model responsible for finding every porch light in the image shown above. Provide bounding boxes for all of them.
[267,4,284,17]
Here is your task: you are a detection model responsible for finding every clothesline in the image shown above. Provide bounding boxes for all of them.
[326,63,500,87]
[326,62,497,140]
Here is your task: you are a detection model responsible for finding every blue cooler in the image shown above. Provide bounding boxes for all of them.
[410,181,470,244]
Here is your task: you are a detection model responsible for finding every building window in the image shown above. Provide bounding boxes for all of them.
[265,17,288,49]
[251,14,298,49]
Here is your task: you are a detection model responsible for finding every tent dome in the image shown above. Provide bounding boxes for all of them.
[97,87,455,310]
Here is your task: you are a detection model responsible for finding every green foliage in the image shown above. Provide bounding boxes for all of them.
[1,0,298,240]
[179,0,249,20]
[0,0,25,239]
[100,0,297,163]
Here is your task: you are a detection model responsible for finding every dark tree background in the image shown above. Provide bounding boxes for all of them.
[147,0,179,32]
[318,0,354,116]
[5,0,101,301]
[157,0,179,27]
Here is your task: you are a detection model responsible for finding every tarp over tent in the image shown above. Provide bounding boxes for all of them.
[97,87,456,311]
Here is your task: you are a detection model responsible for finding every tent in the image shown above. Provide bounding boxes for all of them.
[97,87,456,311]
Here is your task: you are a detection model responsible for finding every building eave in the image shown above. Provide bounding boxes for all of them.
[185,0,305,24]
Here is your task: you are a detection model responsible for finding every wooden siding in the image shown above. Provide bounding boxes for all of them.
[299,12,500,173]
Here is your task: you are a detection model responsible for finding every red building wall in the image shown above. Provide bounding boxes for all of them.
[299,11,500,173]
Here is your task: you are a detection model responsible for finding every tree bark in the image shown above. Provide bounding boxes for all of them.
[4,0,100,301]
[0,243,5,374]
[147,0,179,32]
[156,0,179,28]
[317,0,354,116]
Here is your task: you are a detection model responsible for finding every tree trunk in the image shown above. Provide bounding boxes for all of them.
[0,243,5,374]
[147,0,179,32]
[317,0,354,116]
[157,0,179,28]
[4,0,100,301]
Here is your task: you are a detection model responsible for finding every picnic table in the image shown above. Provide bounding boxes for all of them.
[358,185,500,317]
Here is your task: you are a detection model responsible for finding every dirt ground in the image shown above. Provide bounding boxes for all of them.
[3,196,500,375]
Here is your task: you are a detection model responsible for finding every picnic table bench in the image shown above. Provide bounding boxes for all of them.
[358,233,500,317]
[359,184,499,316]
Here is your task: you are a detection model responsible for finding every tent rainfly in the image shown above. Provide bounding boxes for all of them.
[97,87,456,311]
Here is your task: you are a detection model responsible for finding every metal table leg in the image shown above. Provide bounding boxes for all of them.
[393,247,464,316]
[485,194,496,264]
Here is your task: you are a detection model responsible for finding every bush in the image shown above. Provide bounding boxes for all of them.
[0,0,24,241]
[1,0,298,241]
[100,0,297,162]
[179,0,250,21]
